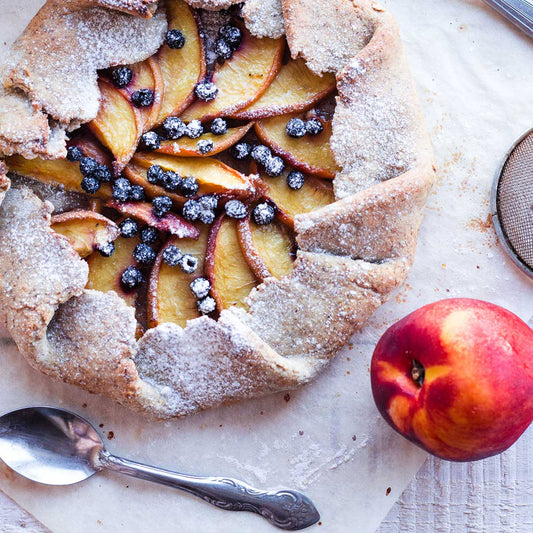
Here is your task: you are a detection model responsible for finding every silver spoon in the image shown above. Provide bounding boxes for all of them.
[0,406,320,530]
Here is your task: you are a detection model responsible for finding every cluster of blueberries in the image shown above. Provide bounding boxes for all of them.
[285,117,324,138]
[139,114,229,155]
[230,141,305,191]
[214,24,243,61]
[119,217,215,314]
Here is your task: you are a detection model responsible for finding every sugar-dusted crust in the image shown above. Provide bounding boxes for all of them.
[0,0,436,418]
[0,1,167,160]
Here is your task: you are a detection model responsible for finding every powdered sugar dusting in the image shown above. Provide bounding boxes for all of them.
[242,0,285,39]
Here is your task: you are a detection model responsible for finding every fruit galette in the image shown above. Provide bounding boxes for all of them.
[0,0,435,417]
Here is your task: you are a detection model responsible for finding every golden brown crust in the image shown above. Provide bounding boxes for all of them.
[0,0,436,418]
[0,1,166,159]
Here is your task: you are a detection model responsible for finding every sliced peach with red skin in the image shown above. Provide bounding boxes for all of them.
[89,79,139,175]
[180,30,284,122]
[5,155,112,199]
[205,215,258,311]
[232,58,336,120]
[156,0,205,124]
[132,153,256,198]
[106,199,200,239]
[255,113,340,178]
[237,217,294,281]
[147,225,209,328]
[260,172,335,227]
[67,131,113,167]
[86,235,140,308]
[51,210,119,258]
[156,123,253,157]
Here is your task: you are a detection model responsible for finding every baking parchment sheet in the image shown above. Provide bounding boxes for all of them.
[0,1,532,531]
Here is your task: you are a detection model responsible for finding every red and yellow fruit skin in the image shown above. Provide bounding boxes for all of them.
[370,299,533,462]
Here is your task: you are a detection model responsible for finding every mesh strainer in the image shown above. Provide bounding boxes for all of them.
[491,127,533,279]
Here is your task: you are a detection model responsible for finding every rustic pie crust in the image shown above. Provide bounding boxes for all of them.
[0,0,435,418]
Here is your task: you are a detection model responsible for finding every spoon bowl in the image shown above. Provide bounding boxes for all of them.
[0,406,102,485]
[0,406,320,530]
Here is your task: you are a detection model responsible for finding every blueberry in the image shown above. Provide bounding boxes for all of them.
[111,66,133,88]
[251,145,272,165]
[147,164,164,184]
[165,29,185,49]
[81,175,100,194]
[97,241,115,257]
[215,38,233,60]
[66,146,83,162]
[131,89,155,108]
[190,277,211,299]
[162,245,183,267]
[210,118,227,135]
[197,139,214,154]
[119,218,138,238]
[219,25,242,48]
[287,170,305,190]
[186,120,204,139]
[182,199,200,221]
[179,176,199,197]
[152,195,173,218]
[133,243,156,265]
[231,142,251,160]
[306,117,324,136]
[224,199,247,219]
[194,81,218,102]
[162,116,186,140]
[93,164,112,183]
[179,254,198,274]
[199,195,218,211]
[286,118,306,138]
[252,202,275,225]
[141,131,161,151]
[197,296,217,315]
[121,266,143,290]
[264,155,285,177]
[199,209,216,225]
[162,170,182,192]
[112,178,132,202]
[140,226,158,245]
[129,185,145,202]
[79,156,99,177]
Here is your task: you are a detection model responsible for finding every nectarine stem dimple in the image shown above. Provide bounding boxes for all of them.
[411,359,425,386]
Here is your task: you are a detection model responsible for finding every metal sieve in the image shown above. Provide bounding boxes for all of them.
[491,127,533,279]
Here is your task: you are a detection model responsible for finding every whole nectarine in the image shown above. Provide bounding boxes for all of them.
[371,299,533,461]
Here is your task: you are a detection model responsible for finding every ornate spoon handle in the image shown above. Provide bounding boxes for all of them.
[98,451,320,530]
[482,0,533,37]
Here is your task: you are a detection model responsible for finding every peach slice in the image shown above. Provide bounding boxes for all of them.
[206,215,258,311]
[232,58,336,120]
[89,79,139,175]
[86,235,140,308]
[147,225,209,328]
[5,155,112,198]
[180,30,284,122]
[260,172,335,227]
[156,0,205,124]
[118,58,163,132]
[131,153,255,198]
[106,199,200,239]
[237,218,294,281]
[156,123,253,157]
[255,114,340,178]
[51,210,119,258]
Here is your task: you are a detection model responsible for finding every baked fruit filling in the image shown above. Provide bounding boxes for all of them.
[6,1,338,332]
